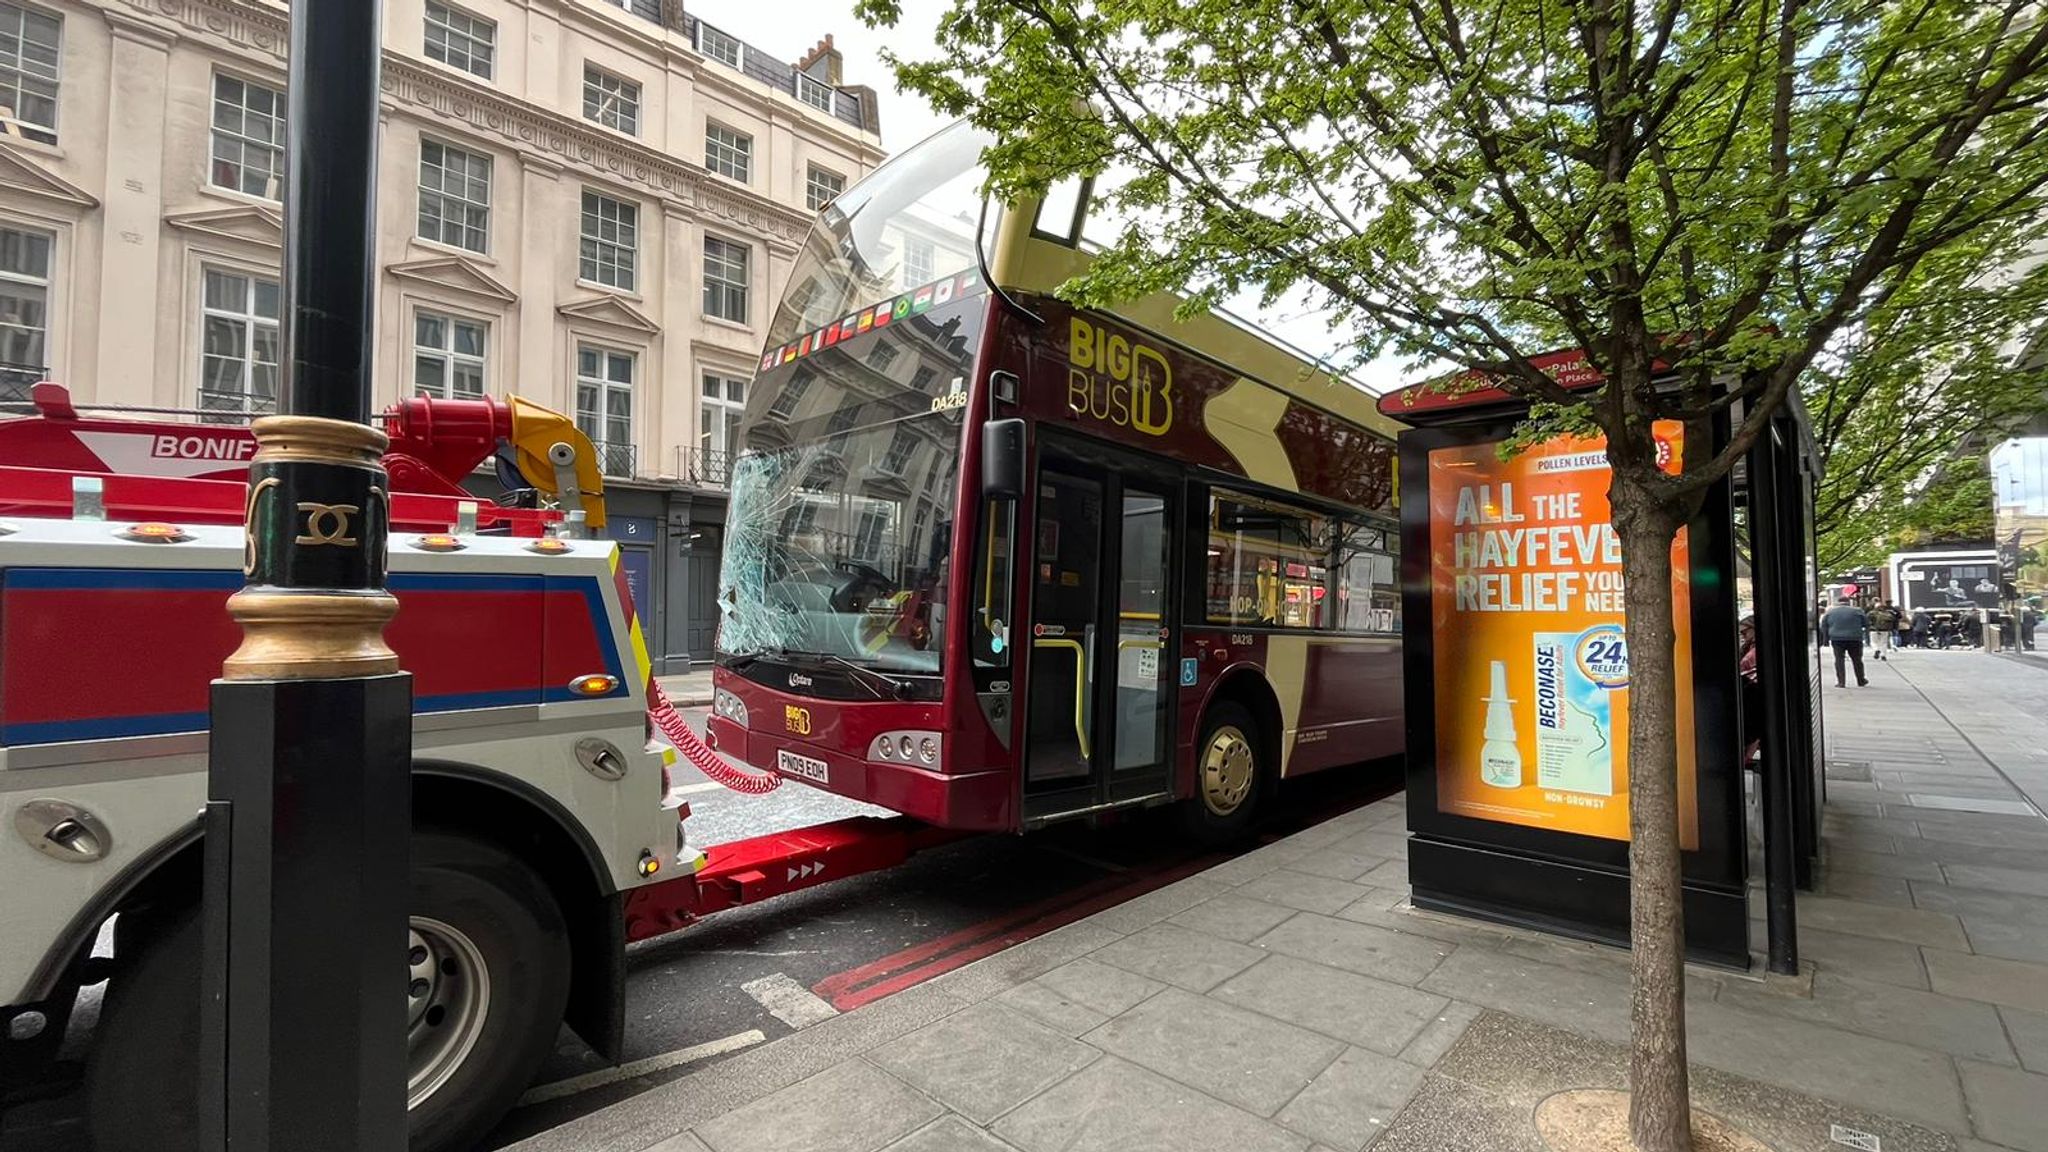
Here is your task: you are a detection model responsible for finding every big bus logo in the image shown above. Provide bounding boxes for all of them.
[1066,317,1173,436]
[784,705,812,735]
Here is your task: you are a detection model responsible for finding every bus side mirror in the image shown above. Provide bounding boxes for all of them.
[983,418,1026,500]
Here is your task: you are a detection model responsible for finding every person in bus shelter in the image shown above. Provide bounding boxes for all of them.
[1737,616,1764,767]
[1820,594,1871,688]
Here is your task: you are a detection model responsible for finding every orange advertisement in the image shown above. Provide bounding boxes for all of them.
[1428,426,1698,846]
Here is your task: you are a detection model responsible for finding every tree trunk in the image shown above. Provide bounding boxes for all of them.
[1609,472,1693,1152]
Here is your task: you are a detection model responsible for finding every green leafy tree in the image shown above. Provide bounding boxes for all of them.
[1808,243,2048,572]
[857,0,2048,1146]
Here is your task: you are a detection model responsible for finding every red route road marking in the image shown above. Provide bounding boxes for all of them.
[813,852,1228,1012]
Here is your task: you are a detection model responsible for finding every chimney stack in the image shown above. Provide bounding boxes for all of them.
[796,33,843,86]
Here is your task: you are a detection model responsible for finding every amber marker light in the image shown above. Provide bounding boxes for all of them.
[570,673,620,697]
[121,521,193,543]
[412,533,466,552]
[526,537,574,555]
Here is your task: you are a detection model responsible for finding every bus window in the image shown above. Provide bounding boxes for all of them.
[1207,490,1330,629]
[1032,177,1086,244]
[1332,521,1400,633]
[973,499,1015,666]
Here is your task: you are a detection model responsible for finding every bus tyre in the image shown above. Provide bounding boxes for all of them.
[1181,701,1266,843]
[84,831,571,1152]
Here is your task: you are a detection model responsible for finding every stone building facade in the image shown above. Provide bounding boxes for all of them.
[0,0,885,668]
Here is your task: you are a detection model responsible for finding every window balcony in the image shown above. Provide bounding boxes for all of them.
[676,445,731,488]
[588,439,638,478]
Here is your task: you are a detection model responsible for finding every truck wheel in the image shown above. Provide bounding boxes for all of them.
[84,832,572,1152]
[1179,701,1267,844]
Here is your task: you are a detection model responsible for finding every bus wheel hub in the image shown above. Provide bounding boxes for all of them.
[406,917,492,1108]
[1201,726,1256,816]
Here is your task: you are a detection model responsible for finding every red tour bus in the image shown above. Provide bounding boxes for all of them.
[705,121,1405,838]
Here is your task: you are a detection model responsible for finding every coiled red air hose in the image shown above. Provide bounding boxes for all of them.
[648,680,782,794]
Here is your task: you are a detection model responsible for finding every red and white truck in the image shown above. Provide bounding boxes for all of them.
[0,385,941,1151]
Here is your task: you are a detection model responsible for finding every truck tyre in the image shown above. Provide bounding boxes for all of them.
[84,831,572,1152]
[1179,701,1267,844]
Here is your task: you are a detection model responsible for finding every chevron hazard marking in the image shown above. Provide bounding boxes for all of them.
[785,861,826,882]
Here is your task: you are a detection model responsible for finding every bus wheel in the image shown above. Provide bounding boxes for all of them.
[85,832,571,1152]
[1181,701,1265,843]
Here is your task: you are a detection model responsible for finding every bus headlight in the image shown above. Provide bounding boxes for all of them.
[918,737,938,763]
[713,689,749,727]
[897,735,915,760]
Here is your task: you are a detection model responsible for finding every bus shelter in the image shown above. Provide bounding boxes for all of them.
[1379,358,1825,970]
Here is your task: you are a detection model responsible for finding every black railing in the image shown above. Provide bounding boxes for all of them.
[589,439,638,478]
[676,445,732,487]
[0,362,49,407]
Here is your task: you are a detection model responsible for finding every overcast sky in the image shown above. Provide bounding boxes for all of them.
[707,2,1416,393]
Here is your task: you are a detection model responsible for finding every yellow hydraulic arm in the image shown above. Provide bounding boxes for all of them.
[505,395,610,530]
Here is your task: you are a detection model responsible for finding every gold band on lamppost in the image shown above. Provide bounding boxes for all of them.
[224,413,400,681]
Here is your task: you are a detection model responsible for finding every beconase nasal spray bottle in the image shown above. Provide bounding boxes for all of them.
[1479,659,1524,788]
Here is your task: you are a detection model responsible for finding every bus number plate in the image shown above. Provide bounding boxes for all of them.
[777,749,830,784]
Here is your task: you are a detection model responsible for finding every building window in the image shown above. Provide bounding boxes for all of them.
[853,507,889,560]
[1205,490,1334,630]
[417,138,491,253]
[903,238,935,287]
[575,344,635,476]
[413,310,486,400]
[199,268,281,421]
[805,165,844,212]
[210,74,286,199]
[704,122,752,184]
[579,189,638,291]
[423,1,494,80]
[866,340,899,372]
[0,224,50,395]
[582,65,639,135]
[696,23,741,69]
[909,365,938,393]
[795,73,834,113]
[768,367,811,420]
[699,371,745,481]
[0,3,60,145]
[881,427,916,474]
[703,235,749,323]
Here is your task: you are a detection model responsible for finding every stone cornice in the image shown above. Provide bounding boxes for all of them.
[134,0,829,247]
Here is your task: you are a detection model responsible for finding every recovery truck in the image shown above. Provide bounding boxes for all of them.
[0,385,946,1151]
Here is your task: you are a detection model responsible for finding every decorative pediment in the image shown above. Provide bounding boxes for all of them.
[557,293,660,335]
[163,203,283,249]
[387,255,517,304]
[0,145,98,209]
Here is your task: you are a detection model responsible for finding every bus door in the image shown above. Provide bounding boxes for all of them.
[1023,443,1178,822]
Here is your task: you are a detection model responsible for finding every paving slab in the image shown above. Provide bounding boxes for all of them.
[1713,969,2015,1064]
[1824,847,1948,881]
[1087,876,1234,934]
[1212,953,1450,1055]
[921,920,1125,1004]
[1274,1045,1426,1151]
[1089,921,1267,992]
[1168,893,1303,942]
[991,1055,1312,1152]
[2002,1006,2048,1075]
[642,1136,712,1152]
[1774,925,1932,990]
[1923,949,2048,1014]
[1687,997,1971,1131]
[1957,1060,2048,1152]
[1233,869,1378,915]
[882,1116,1021,1152]
[993,979,1110,1037]
[1416,943,1632,1046]
[1941,864,2048,899]
[693,1060,943,1152]
[1957,916,2048,963]
[1083,986,1345,1116]
[1027,956,1167,1017]
[1395,1001,1482,1067]
[866,1002,1099,1124]
[1249,911,1455,985]
[1795,892,1973,949]
[1286,846,1392,882]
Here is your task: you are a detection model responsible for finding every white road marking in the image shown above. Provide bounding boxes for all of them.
[741,972,841,1029]
[671,780,727,796]
[515,1029,765,1106]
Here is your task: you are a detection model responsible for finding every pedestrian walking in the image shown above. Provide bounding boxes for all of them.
[1820,594,1870,687]
[2024,599,2040,651]
[1868,600,1900,661]
[1910,607,1933,648]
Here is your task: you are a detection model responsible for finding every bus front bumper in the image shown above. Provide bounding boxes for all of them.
[704,714,1013,832]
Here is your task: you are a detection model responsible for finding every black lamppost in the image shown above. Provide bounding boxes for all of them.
[199,0,413,1147]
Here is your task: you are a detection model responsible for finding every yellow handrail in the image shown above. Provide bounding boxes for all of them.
[1031,637,1090,759]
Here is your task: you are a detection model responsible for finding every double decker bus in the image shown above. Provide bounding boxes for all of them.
[705,121,1404,838]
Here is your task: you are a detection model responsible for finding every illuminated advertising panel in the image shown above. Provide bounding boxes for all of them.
[1426,424,1699,847]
